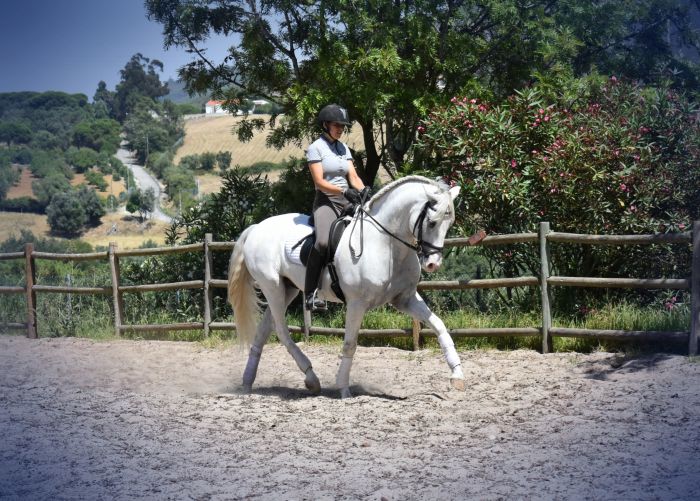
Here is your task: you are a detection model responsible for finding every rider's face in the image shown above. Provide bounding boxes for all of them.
[326,121,345,140]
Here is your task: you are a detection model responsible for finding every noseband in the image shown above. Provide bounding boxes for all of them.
[412,202,444,258]
[350,200,445,260]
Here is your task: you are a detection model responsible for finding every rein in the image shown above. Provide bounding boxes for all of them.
[349,200,443,260]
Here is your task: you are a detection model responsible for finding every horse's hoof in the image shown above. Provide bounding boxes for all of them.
[305,372,321,394]
[450,377,466,391]
[339,388,353,399]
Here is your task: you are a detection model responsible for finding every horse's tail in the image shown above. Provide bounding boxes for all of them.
[227,225,259,348]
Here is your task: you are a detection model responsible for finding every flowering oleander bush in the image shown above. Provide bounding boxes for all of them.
[413,76,699,309]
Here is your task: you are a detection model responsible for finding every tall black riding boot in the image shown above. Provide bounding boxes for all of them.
[304,247,327,311]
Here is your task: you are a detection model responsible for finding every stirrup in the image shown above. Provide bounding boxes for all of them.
[305,290,327,312]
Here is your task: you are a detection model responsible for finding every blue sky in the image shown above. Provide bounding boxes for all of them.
[0,0,231,99]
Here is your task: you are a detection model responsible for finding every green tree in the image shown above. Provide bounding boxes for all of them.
[113,53,170,122]
[46,191,87,236]
[66,147,99,173]
[146,0,700,187]
[72,118,121,154]
[32,174,71,208]
[0,122,32,145]
[76,186,106,226]
[126,187,155,221]
[216,151,232,171]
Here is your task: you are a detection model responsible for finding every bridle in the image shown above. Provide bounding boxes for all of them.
[349,199,445,260]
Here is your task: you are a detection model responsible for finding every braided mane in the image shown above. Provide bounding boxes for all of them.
[367,175,453,222]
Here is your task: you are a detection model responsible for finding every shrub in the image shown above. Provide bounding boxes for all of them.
[414,77,699,309]
[46,191,87,236]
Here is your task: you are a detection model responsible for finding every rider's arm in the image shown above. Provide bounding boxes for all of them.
[309,161,344,195]
[346,160,365,191]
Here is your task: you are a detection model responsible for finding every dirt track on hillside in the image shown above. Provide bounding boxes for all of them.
[1,336,699,500]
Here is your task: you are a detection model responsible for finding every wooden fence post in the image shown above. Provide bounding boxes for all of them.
[539,222,553,353]
[108,242,124,337]
[203,233,213,337]
[24,243,37,339]
[412,318,421,351]
[690,220,699,355]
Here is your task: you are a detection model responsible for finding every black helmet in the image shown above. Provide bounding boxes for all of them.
[317,104,351,127]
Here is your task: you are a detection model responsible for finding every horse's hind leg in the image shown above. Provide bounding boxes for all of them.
[265,284,321,394]
[242,286,300,393]
[241,307,274,392]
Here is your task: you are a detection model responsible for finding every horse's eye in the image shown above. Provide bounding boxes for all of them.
[428,221,437,229]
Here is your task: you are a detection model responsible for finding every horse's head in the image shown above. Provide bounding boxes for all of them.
[412,183,460,273]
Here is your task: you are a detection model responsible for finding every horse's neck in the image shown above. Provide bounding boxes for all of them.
[368,186,423,237]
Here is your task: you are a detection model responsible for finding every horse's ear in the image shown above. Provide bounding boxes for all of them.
[448,185,461,201]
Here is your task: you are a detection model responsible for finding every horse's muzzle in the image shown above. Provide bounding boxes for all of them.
[421,252,443,273]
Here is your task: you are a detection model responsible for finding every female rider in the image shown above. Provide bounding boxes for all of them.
[304,104,370,311]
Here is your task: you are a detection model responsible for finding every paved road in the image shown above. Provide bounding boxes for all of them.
[115,145,173,224]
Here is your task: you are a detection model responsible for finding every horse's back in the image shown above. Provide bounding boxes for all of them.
[243,213,311,285]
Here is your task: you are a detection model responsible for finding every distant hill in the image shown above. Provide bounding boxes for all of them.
[162,78,209,108]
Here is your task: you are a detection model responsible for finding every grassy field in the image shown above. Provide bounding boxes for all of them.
[175,114,366,166]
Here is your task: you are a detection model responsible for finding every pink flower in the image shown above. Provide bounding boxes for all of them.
[679,223,686,230]
[470,98,477,104]
[611,76,618,83]
[511,159,517,168]
[620,183,628,192]
[539,108,545,115]
[543,116,550,122]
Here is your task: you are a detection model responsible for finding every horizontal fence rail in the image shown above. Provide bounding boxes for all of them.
[0,222,697,355]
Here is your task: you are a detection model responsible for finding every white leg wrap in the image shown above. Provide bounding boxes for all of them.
[437,332,462,371]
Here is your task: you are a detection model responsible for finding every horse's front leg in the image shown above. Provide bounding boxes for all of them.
[393,292,465,390]
[336,300,367,399]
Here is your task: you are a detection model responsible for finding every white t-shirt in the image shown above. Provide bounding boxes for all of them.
[307,136,352,204]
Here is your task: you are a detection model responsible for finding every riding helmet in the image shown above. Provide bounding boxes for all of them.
[317,104,351,127]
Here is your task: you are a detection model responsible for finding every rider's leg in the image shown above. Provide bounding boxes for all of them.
[304,203,335,311]
[304,246,327,311]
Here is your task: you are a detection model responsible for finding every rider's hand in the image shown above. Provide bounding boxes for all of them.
[360,186,372,201]
[343,188,362,205]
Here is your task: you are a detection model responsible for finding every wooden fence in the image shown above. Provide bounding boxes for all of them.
[0,222,698,355]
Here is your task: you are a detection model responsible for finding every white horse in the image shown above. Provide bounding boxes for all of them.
[227,175,465,398]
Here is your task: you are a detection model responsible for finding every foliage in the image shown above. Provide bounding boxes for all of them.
[0,157,20,201]
[123,96,184,165]
[72,118,121,154]
[66,147,99,173]
[413,77,699,309]
[0,121,32,144]
[179,152,217,171]
[112,54,170,122]
[146,0,700,187]
[32,174,71,208]
[216,151,232,171]
[76,186,106,226]
[46,191,88,236]
[126,187,155,221]
[0,91,91,149]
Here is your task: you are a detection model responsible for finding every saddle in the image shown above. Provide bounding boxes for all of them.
[295,212,352,303]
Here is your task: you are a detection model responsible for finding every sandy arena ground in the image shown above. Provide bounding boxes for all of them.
[1,335,699,500]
